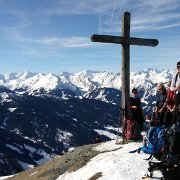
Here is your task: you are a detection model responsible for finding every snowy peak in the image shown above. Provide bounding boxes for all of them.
[0,69,176,106]
[0,69,174,96]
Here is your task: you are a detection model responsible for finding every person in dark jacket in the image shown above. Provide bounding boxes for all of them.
[175,92,180,123]
[155,83,167,125]
[171,83,180,123]
[129,88,144,140]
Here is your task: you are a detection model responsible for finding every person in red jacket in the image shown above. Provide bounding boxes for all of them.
[163,81,176,125]
[166,87,176,111]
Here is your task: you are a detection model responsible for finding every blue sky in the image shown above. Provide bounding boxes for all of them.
[0,0,180,74]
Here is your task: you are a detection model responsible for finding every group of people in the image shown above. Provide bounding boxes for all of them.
[94,61,180,143]
[126,61,180,141]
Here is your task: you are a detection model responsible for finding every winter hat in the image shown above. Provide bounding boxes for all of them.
[131,88,137,93]
[177,61,180,68]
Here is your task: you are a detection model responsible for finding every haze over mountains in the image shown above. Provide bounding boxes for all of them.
[0,69,175,176]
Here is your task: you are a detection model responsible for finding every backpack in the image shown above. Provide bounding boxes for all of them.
[144,123,180,179]
[138,125,166,155]
[164,123,180,157]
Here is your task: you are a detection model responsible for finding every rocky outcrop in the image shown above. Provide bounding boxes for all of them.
[8,143,100,180]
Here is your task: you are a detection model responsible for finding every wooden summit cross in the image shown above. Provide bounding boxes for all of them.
[91,12,159,143]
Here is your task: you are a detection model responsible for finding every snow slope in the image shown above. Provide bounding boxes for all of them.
[57,140,162,180]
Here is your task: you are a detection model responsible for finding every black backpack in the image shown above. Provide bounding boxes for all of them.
[165,123,180,157]
[145,123,180,179]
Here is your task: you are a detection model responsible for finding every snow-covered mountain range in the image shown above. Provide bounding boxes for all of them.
[0,69,176,176]
[0,69,174,99]
[0,68,175,112]
[0,69,174,95]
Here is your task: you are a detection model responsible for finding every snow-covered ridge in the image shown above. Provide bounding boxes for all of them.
[0,69,175,95]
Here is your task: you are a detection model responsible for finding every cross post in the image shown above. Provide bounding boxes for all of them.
[90,12,159,144]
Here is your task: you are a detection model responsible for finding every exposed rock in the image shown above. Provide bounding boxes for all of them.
[8,143,101,180]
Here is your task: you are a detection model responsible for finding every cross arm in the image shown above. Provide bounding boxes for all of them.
[130,37,159,47]
[91,34,159,47]
[91,34,124,45]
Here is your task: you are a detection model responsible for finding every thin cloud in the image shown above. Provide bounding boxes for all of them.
[10,34,95,48]
[45,0,123,15]
[1,0,180,33]
[41,36,93,48]
[101,0,180,33]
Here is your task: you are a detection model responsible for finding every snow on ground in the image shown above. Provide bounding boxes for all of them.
[0,93,12,103]
[5,144,23,154]
[57,140,162,180]
[93,140,123,152]
[0,113,9,128]
[23,144,37,153]
[0,175,14,180]
[104,126,122,133]
[17,160,34,169]
[23,145,57,165]
[8,108,17,112]
[29,171,38,176]
[35,150,56,165]
[56,129,73,143]
[94,129,117,139]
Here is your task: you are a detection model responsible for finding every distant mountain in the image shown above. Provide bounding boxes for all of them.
[0,94,119,176]
[0,69,175,176]
[0,128,56,176]
[0,68,175,112]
